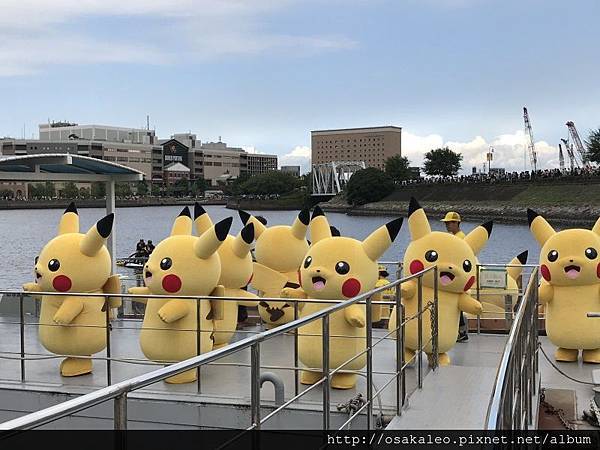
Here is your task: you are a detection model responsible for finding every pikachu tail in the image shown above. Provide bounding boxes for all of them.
[507,250,528,281]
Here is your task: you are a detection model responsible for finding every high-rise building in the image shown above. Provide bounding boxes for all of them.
[311,126,402,170]
[280,165,301,177]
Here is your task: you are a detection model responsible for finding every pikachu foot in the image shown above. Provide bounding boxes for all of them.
[165,368,197,384]
[300,370,322,386]
[427,353,450,367]
[60,357,92,377]
[331,373,357,390]
[555,347,579,362]
[582,349,600,364]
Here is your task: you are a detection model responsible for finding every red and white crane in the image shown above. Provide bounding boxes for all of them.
[566,121,588,166]
[523,107,537,171]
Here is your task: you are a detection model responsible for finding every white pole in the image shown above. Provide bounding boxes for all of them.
[106,180,117,275]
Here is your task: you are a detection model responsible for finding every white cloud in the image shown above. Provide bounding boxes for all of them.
[0,0,357,76]
[280,145,311,173]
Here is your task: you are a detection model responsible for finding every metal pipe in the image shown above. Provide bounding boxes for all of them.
[250,343,261,429]
[322,315,330,430]
[365,295,373,430]
[105,300,111,386]
[432,266,439,369]
[114,393,127,430]
[19,293,25,383]
[476,265,481,335]
[259,372,285,407]
[196,298,201,394]
[417,277,423,389]
[394,282,401,415]
[294,300,299,397]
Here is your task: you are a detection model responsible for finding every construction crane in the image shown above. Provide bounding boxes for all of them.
[523,107,537,171]
[560,138,578,170]
[566,121,588,166]
[558,143,565,171]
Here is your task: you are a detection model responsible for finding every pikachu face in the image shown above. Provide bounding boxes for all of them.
[143,207,231,296]
[300,206,402,299]
[528,209,600,287]
[194,203,254,289]
[405,198,492,293]
[239,209,309,273]
[34,203,113,293]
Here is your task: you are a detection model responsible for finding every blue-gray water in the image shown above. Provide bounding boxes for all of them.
[0,205,541,289]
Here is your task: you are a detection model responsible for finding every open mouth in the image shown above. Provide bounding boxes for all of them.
[35,271,41,280]
[439,271,455,286]
[312,276,326,291]
[145,270,152,280]
[564,265,581,279]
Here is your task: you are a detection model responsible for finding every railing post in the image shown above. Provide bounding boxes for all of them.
[105,298,112,386]
[322,315,330,430]
[20,293,26,383]
[417,277,423,389]
[476,264,481,335]
[114,393,127,430]
[294,301,299,397]
[196,297,202,394]
[250,343,261,429]
[366,294,373,430]
[432,266,439,369]
[395,282,402,415]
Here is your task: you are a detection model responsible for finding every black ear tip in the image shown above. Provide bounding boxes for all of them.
[241,222,255,244]
[517,250,529,264]
[215,217,233,241]
[65,201,78,215]
[96,213,114,238]
[298,208,310,225]
[330,226,341,237]
[408,197,421,216]
[527,209,539,226]
[194,203,206,219]
[481,220,494,236]
[386,217,403,241]
[311,205,325,219]
[179,206,191,218]
[238,209,251,225]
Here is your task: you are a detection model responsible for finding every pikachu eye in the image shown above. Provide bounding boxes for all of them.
[585,248,597,260]
[547,250,558,262]
[335,261,350,275]
[48,259,60,272]
[160,257,172,270]
[463,260,472,272]
[303,256,312,269]
[425,250,438,262]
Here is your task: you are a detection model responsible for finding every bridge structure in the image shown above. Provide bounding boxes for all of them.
[311,160,366,196]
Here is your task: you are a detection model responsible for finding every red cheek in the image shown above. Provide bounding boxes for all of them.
[342,278,361,298]
[597,263,600,279]
[410,260,425,275]
[53,275,72,292]
[541,264,551,282]
[463,276,475,292]
[162,274,182,293]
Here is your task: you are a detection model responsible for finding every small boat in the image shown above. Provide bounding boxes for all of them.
[116,253,148,269]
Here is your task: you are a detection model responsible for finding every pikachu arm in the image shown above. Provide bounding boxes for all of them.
[235,289,260,307]
[344,304,366,328]
[53,297,84,325]
[401,279,417,301]
[23,282,42,292]
[281,286,308,312]
[157,299,190,324]
[127,286,150,304]
[102,275,122,309]
[458,293,483,315]
[250,263,290,297]
[538,282,553,305]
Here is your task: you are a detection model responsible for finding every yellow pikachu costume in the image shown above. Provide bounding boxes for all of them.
[389,198,491,366]
[240,209,309,328]
[194,204,258,348]
[129,207,231,383]
[528,209,600,363]
[23,203,120,376]
[281,206,403,389]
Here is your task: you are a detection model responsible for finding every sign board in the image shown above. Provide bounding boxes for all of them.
[479,267,508,289]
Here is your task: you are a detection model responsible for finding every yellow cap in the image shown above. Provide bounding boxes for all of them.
[441,211,461,222]
[378,264,387,272]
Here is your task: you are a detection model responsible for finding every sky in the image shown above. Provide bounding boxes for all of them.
[0,0,598,174]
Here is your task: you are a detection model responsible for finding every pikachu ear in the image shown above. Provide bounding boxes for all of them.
[194,202,213,235]
[171,206,192,236]
[232,223,254,258]
[362,218,403,261]
[290,208,310,240]
[195,217,232,259]
[407,197,430,241]
[592,217,600,236]
[527,209,555,246]
[238,210,267,237]
[58,202,80,235]
[310,206,332,243]
[464,221,493,254]
[507,250,528,281]
[80,213,114,257]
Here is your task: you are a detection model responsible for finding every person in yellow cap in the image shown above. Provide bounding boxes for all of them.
[373,264,395,327]
[441,211,465,239]
[441,211,469,341]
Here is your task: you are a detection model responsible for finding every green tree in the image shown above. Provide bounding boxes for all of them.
[62,182,79,199]
[116,183,132,198]
[174,178,190,197]
[240,171,300,195]
[345,168,395,206]
[44,181,56,199]
[136,180,149,196]
[151,182,161,196]
[385,155,412,183]
[191,177,209,197]
[585,128,600,164]
[79,187,90,199]
[91,182,106,199]
[423,147,463,177]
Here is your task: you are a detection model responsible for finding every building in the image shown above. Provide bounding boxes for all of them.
[311,126,402,170]
[0,138,158,180]
[163,162,190,185]
[281,165,301,177]
[40,122,156,145]
[245,153,278,176]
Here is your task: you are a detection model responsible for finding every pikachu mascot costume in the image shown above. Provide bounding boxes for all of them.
[280,206,402,389]
[23,203,120,376]
[528,209,600,363]
[194,204,258,348]
[389,198,491,366]
[129,207,232,383]
[240,209,310,328]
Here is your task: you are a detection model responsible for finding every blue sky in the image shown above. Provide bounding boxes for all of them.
[0,0,598,173]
